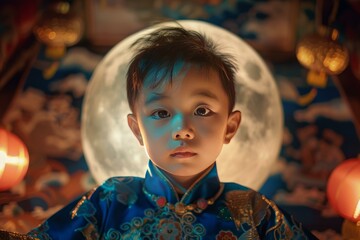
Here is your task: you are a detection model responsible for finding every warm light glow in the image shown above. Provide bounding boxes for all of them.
[296,26,349,77]
[33,2,83,48]
[307,70,327,88]
[0,128,30,191]
[0,151,6,178]
[296,46,315,66]
[324,48,349,73]
[354,200,360,219]
[327,158,360,222]
[48,31,56,40]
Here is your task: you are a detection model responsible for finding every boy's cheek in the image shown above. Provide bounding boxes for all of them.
[142,125,170,140]
[195,122,225,135]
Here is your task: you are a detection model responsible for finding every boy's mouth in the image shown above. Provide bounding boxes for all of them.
[170,147,197,158]
[170,152,197,158]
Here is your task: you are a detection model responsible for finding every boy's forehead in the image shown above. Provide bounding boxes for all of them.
[140,66,224,102]
[143,60,187,88]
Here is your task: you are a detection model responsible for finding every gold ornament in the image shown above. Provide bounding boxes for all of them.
[33,1,83,59]
[296,26,349,87]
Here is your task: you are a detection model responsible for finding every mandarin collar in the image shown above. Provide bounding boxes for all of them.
[144,160,221,205]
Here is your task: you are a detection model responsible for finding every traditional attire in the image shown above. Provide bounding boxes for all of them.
[28,161,317,239]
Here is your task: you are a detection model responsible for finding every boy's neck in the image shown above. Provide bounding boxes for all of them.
[160,164,214,195]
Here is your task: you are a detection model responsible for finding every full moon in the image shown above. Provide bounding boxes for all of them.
[81,20,283,190]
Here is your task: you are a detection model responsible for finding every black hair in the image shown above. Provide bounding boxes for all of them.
[126,25,237,113]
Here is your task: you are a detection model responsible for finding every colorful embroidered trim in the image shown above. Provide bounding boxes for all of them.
[143,183,224,215]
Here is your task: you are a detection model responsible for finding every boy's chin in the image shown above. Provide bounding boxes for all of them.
[166,165,214,178]
[156,164,199,178]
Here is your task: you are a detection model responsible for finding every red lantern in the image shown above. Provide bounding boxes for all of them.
[0,128,29,191]
[327,158,360,222]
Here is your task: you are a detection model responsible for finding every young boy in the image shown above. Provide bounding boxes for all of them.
[25,26,317,239]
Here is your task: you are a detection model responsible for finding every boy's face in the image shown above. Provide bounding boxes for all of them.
[128,64,241,180]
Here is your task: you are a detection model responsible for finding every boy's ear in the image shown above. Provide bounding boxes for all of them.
[127,114,143,146]
[224,110,241,144]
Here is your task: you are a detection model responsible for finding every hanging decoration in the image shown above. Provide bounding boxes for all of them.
[0,128,30,191]
[295,0,349,105]
[33,1,84,79]
[296,26,349,87]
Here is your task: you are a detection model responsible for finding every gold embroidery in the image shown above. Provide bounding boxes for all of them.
[0,230,38,240]
[251,192,270,226]
[79,223,99,240]
[71,187,97,219]
[225,190,267,239]
[262,195,293,239]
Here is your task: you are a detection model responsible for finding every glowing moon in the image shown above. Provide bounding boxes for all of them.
[82,20,283,190]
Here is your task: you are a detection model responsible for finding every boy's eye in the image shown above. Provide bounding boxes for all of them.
[151,110,170,119]
[194,107,212,116]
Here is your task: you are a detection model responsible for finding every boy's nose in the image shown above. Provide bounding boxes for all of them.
[171,114,194,140]
[172,128,194,140]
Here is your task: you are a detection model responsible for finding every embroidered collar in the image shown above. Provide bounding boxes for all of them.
[143,160,222,210]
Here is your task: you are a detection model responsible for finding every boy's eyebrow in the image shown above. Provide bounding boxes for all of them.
[145,93,169,105]
[145,90,219,105]
[191,90,219,101]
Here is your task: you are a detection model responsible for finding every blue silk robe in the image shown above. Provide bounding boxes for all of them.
[28,161,317,239]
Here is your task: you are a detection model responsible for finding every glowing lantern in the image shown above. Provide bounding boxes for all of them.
[327,158,360,239]
[0,128,29,191]
[296,26,349,88]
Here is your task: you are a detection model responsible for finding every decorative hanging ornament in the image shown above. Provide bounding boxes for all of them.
[33,1,84,59]
[296,26,349,88]
[0,128,30,191]
[327,158,360,239]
